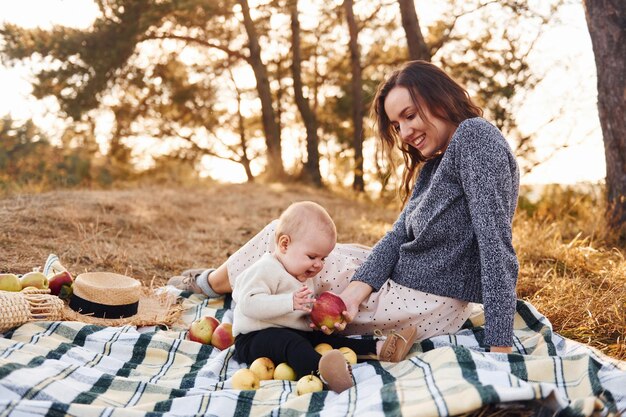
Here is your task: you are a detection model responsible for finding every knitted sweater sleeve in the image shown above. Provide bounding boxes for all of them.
[456,119,519,347]
[236,265,294,320]
[350,196,413,291]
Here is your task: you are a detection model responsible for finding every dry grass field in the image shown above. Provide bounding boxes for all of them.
[0,182,624,361]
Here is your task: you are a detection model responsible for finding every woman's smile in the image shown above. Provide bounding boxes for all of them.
[384,86,456,158]
[407,133,426,149]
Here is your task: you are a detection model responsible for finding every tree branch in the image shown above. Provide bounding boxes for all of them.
[161,125,244,164]
[357,3,391,32]
[142,33,249,62]
[430,0,500,55]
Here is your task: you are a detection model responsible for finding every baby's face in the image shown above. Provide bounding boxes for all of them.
[281,227,335,282]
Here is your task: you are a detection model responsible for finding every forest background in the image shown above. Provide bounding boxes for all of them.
[0,0,624,362]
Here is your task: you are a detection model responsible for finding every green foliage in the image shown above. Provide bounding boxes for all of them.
[136,154,202,184]
[0,116,95,191]
[0,114,207,193]
[434,0,565,173]
[0,0,573,191]
[0,0,179,119]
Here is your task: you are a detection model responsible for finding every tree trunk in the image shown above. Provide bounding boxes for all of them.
[289,0,322,186]
[238,110,254,182]
[233,75,254,183]
[583,0,626,235]
[274,57,285,147]
[344,0,365,192]
[239,124,254,183]
[237,0,285,180]
[397,0,431,61]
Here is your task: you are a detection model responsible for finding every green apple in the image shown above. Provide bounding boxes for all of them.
[339,347,357,365]
[249,357,275,381]
[0,273,21,292]
[20,271,49,290]
[296,374,323,395]
[273,363,297,381]
[314,343,333,356]
[231,368,260,390]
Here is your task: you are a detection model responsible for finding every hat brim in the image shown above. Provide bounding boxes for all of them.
[62,287,182,328]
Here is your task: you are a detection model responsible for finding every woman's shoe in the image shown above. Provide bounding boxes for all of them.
[181,268,207,280]
[378,326,418,362]
[167,268,216,295]
[166,275,204,294]
[318,349,354,393]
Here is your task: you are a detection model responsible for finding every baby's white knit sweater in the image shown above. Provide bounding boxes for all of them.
[232,253,313,337]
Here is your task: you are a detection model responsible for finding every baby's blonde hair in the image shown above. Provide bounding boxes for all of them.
[275,201,337,243]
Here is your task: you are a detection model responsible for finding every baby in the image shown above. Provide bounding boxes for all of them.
[232,201,416,393]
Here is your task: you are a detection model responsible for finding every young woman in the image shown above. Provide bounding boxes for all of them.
[169,60,519,354]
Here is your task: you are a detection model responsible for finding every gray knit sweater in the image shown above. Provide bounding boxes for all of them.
[352,117,519,347]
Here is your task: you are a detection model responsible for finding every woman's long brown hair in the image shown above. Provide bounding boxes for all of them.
[371,60,482,204]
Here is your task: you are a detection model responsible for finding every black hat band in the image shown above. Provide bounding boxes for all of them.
[69,293,138,318]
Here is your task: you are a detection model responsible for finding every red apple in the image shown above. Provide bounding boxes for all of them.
[188,316,220,344]
[48,271,73,298]
[211,322,234,350]
[310,292,346,334]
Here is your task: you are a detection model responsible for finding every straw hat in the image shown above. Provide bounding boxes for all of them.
[38,254,182,327]
[64,272,182,327]
[69,272,142,318]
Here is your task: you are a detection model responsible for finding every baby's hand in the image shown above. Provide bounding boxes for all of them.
[293,286,315,312]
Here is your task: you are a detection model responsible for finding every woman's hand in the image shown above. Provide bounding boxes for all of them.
[293,286,315,312]
[338,294,359,328]
[340,281,373,318]
[489,346,513,354]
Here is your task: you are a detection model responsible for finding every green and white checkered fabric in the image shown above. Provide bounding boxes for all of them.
[1,291,624,416]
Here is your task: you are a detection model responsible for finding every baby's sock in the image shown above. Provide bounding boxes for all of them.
[195,269,221,298]
[375,340,384,357]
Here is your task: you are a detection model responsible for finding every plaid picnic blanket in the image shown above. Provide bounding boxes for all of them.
[0,290,624,417]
